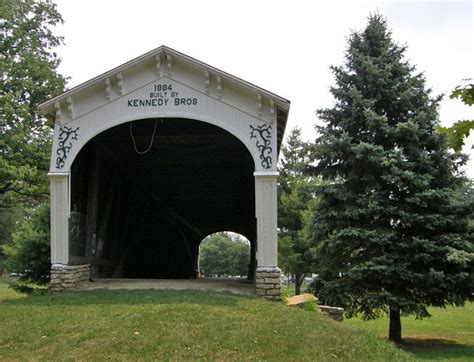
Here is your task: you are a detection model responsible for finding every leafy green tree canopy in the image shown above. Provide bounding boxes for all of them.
[199,233,249,277]
[451,81,474,106]
[0,207,22,272]
[437,81,474,153]
[0,0,66,207]
[3,203,51,284]
[309,14,473,343]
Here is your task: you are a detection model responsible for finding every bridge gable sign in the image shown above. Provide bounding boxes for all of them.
[39,46,290,173]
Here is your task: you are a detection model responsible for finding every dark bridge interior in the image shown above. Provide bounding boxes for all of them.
[69,118,256,279]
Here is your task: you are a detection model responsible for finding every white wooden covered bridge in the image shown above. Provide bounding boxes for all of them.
[39,46,290,299]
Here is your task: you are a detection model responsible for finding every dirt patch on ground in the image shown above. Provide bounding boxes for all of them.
[80,277,255,296]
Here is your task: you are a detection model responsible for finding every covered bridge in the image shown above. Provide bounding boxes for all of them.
[39,46,290,299]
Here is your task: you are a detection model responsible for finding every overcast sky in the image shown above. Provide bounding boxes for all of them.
[53,0,474,177]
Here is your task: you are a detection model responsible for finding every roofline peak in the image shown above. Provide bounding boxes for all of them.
[39,45,290,114]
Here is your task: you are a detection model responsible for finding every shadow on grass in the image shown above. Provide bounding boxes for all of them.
[0,288,255,308]
[401,337,474,360]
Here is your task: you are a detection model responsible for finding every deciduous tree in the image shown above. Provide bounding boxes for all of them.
[0,0,66,208]
[199,233,249,277]
[4,203,50,284]
[278,127,316,295]
[0,207,22,272]
[437,81,474,153]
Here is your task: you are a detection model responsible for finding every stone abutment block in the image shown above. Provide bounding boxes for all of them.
[50,264,90,292]
[255,267,281,301]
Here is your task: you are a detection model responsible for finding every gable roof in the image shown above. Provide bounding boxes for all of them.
[38,45,290,152]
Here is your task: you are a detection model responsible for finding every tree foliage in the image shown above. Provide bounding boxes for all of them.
[3,203,50,284]
[0,0,66,208]
[451,81,474,106]
[309,14,474,343]
[0,207,22,272]
[199,233,249,277]
[278,127,316,295]
[437,82,474,153]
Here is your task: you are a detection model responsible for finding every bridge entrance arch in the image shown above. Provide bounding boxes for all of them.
[39,46,290,299]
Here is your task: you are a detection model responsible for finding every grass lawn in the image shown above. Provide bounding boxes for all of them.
[345,303,474,361]
[0,277,28,301]
[281,279,474,361]
[0,279,412,361]
[281,281,311,297]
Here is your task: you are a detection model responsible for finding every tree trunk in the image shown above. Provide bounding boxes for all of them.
[388,306,402,343]
[295,274,304,295]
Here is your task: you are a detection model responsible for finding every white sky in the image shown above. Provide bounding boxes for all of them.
[54,0,474,177]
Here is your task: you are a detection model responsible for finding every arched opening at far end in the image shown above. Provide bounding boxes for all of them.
[198,232,253,280]
[68,118,256,279]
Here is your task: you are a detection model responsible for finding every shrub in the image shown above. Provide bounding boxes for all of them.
[301,301,319,313]
[3,203,50,285]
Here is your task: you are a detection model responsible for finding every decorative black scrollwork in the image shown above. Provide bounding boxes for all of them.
[56,126,80,169]
[250,124,272,169]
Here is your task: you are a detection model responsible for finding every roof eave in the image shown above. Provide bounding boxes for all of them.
[38,45,290,114]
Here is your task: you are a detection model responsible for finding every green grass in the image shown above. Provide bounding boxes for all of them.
[346,303,474,361]
[0,277,28,301]
[282,279,474,361]
[0,279,411,361]
[280,281,311,297]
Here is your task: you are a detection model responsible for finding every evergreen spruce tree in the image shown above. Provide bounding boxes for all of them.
[309,14,473,343]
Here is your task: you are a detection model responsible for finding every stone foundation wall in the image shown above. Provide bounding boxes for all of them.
[50,264,90,292]
[255,267,281,301]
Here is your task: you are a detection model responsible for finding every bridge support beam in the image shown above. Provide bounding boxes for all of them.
[254,172,281,300]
